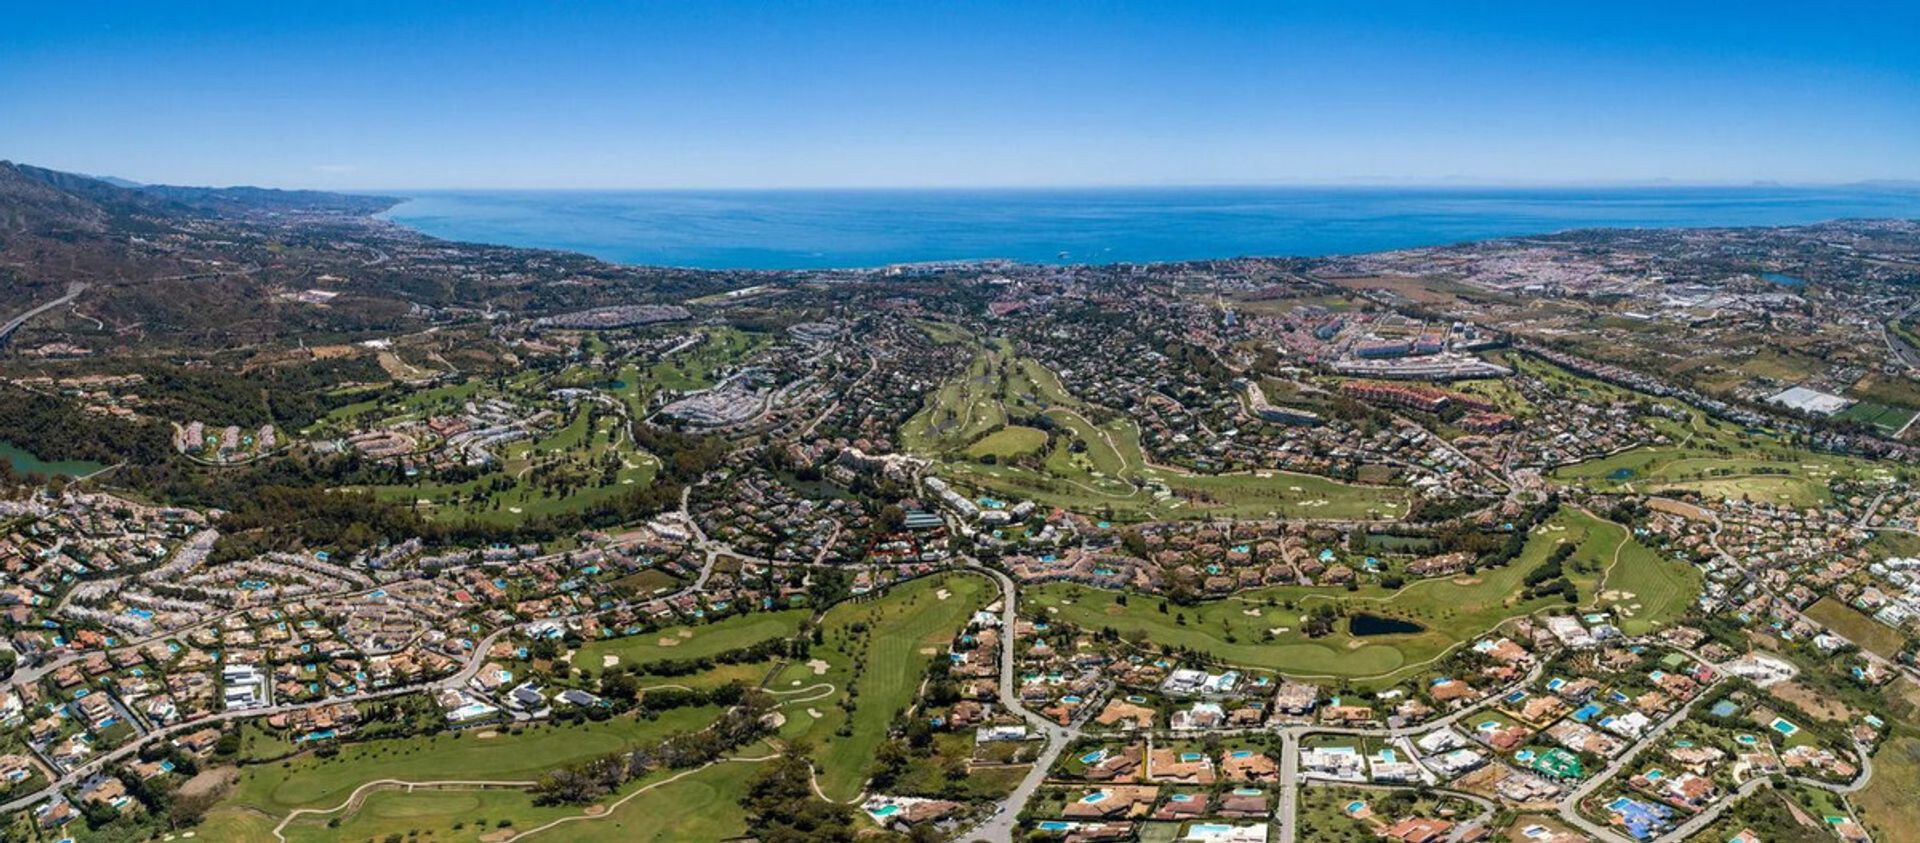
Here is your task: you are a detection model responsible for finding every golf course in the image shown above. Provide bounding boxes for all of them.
[904,340,1410,521]
[1025,507,1699,682]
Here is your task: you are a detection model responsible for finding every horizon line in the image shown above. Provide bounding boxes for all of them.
[344,178,1920,195]
[38,162,1916,196]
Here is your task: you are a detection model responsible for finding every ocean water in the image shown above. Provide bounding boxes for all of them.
[380,185,1920,270]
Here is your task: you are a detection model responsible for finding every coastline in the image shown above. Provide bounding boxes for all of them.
[374,185,1920,272]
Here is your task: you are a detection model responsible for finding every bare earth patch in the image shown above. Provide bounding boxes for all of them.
[177,766,238,800]
[1771,681,1858,722]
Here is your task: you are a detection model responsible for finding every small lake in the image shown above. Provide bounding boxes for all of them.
[1348,612,1426,637]
[1760,272,1807,287]
[0,442,106,478]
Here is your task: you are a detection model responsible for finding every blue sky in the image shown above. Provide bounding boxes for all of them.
[3,1,1917,189]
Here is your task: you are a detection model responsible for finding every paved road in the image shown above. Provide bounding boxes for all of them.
[0,619,512,814]
[0,281,86,345]
[1696,504,1920,688]
[963,562,1079,843]
[1274,729,1301,842]
[1654,743,1874,843]
[1552,674,1725,843]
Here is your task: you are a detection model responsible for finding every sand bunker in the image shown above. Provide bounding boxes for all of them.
[656,637,681,647]
[601,655,620,668]
[936,588,951,600]
[806,659,830,675]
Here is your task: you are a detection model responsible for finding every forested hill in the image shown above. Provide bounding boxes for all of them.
[0,161,399,222]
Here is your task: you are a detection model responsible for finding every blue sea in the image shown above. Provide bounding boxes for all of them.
[380,185,1920,270]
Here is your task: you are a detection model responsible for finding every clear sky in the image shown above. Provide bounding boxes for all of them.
[3,1,1917,190]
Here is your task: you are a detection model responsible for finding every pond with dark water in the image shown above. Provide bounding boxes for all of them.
[1348,612,1426,637]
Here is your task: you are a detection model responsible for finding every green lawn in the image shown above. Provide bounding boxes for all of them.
[1805,598,1910,660]
[572,610,810,669]
[648,327,770,393]
[217,705,723,816]
[1025,508,1674,682]
[900,346,1013,453]
[534,757,766,842]
[364,404,661,524]
[1548,381,1894,506]
[772,573,992,801]
[1836,400,1917,436]
[1578,512,1702,635]
[966,425,1049,458]
[909,341,1408,522]
[269,753,772,843]
[277,786,582,843]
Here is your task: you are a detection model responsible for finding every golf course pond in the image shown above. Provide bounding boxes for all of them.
[1347,612,1426,637]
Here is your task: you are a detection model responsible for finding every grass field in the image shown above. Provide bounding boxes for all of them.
[1026,508,1693,681]
[531,756,766,842]
[572,609,810,669]
[1851,371,1920,416]
[268,755,770,843]
[1514,352,1897,505]
[1552,410,1891,506]
[1855,736,1920,843]
[1805,598,1910,660]
[366,404,661,524]
[1579,513,1702,635]
[316,326,773,527]
[900,345,1014,453]
[965,425,1049,458]
[277,786,583,843]
[647,326,771,393]
[768,572,991,801]
[906,340,1409,521]
[1836,400,1918,436]
[213,706,724,818]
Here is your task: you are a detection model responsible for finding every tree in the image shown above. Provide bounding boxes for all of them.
[741,748,856,843]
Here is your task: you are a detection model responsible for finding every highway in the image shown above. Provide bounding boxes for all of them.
[0,281,87,345]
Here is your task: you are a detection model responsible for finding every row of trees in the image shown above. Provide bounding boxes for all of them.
[528,692,775,806]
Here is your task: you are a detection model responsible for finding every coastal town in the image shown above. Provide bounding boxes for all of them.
[0,163,1917,843]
